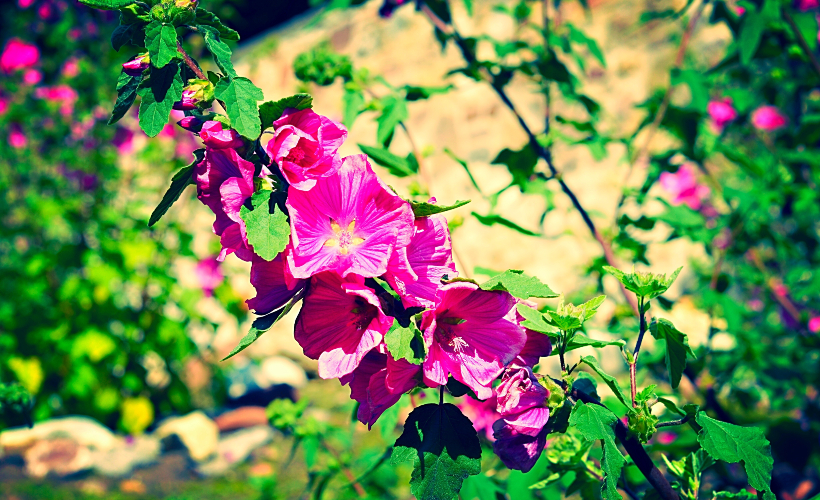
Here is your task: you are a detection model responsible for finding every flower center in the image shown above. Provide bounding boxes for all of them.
[284,146,306,164]
[435,319,468,353]
[324,219,365,255]
[350,297,378,330]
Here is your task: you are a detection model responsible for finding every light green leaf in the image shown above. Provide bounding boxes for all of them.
[195,9,240,41]
[579,356,630,409]
[603,266,682,300]
[409,199,470,217]
[358,144,417,177]
[562,334,626,354]
[569,402,625,500]
[342,88,364,128]
[79,0,134,10]
[739,11,765,65]
[109,72,142,125]
[137,63,184,137]
[145,22,178,68]
[516,303,559,337]
[480,270,557,300]
[471,212,541,236]
[200,25,236,78]
[384,319,426,364]
[148,149,204,227]
[377,95,408,146]
[649,318,695,389]
[214,77,264,139]
[259,93,313,131]
[239,191,290,261]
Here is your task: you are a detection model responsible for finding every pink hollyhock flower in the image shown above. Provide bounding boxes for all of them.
[173,89,199,111]
[459,395,500,441]
[61,58,80,79]
[421,282,526,399]
[266,108,347,190]
[200,120,244,150]
[385,214,457,308]
[23,69,41,85]
[286,154,415,279]
[751,105,788,132]
[797,0,819,11]
[194,148,256,261]
[656,431,677,445]
[809,316,820,333]
[659,163,710,210]
[1,38,40,73]
[342,349,419,428]
[35,85,79,116]
[195,257,223,297]
[112,126,134,155]
[492,365,550,472]
[294,273,393,379]
[9,124,27,149]
[707,97,737,131]
[246,253,306,315]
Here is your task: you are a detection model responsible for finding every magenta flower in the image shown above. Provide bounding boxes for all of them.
[112,126,134,155]
[9,124,27,149]
[173,90,199,111]
[707,97,737,131]
[420,282,526,399]
[178,115,205,133]
[19,0,35,8]
[286,154,415,279]
[492,365,550,472]
[61,58,80,79]
[23,68,41,85]
[751,105,788,132]
[246,252,306,315]
[1,38,40,73]
[0,95,9,116]
[294,273,393,379]
[265,108,347,191]
[195,257,223,297]
[342,349,420,428]
[199,120,244,150]
[385,214,458,308]
[809,316,820,334]
[458,395,500,441]
[122,54,149,76]
[797,0,819,11]
[659,163,710,210]
[194,148,256,261]
[34,85,78,117]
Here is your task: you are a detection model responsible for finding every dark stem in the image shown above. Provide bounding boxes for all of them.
[176,40,206,80]
[631,296,646,407]
[783,9,820,79]
[656,415,691,428]
[559,331,567,373]
[439,384,444,405]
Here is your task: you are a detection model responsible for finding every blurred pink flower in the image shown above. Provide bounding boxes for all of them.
[0,95,9,116]
[18,0,35,8]
[68,28,82,41]
[37,3,52,19]
[23,68,42,85]
[656,431,677,445]
[112,126,134,155]
[61,58,80,78]
[797,0,819,11]
[1,38,40,73]
[809,316,820,333]
[659,163,710,210]
[35,84,78,116]
[751,105,788,132]
[195,257,223,297]
[458,395,500,441]
[707,97,737,131]
[9,125,27,149]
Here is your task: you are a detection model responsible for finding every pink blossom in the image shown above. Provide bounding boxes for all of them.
[385,214,458,308]
[23,69,42,85]
[265,108,347,190]
[9,124,27,149]
[342,349,419,428]
[200,120,244,150]
[517,329,553,367]
[809,316,820,333]
[0,95,9,116]
[458,395,500,440]
[294,273,393,379]
[286,154,415,279]
[707,97,737,131]
[173,89,199,111]
[34,85,78,116]
[195,257,223,297]
[1,38,40,73]
[797,0,819,11]
[421,282,526,399]
[68,29,82,41]
[61,58,80,79]
[659,163,710,210]
[112,126,134,154]
[18,0,35,8]
[37,2,52,19]
[178,115,204,133]
[246,253,306,315]
[751,105,788,132]
[492,365,550,472]
[656,431,677,445]
[194,148,256,261]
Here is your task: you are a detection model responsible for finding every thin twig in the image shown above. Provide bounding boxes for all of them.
[177,40,206,80]
[656,415,691,428]
[783,9,820,79]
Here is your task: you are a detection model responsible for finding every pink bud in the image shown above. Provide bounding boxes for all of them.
[22,68,42,85]
[18,0,35,8]
[173,89,198,111]
[122,54,149,76]
[200,120,244,149]
[37,3,52,19]
[177,115,205,132]
[751,105,788,132]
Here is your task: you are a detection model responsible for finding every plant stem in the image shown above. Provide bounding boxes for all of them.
[630,296,647,407]
[176,40,206,80]
[783,9,820,79]
[656,415,691,428]
[559,331,567,373]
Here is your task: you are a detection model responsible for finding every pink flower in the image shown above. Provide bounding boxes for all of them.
[385,214,457,308]
[707,97,737,131]
[112,126,134,155]
[34,85,79,116]
[246,253,306,315]
[195,257,223,297]
[173,89,199,111]
[18,0,35,8]
[9,124,27,149]
[809,316,820,333]
[286,154,415,279]
[37,2,52,19]
[23,69,41,85]
[294,273,393,379]
[517,329,553,367]
[342,349,420,428]
[200,121,244,150]
[0,95,9,116]
[177,115,204,133]
[751,105,788,132]
[421,282,526,399]
[61,58,80,79]
[122,54,149,76]
[659,163,710,210]
[265,108,347,191]
[458,395,500,441]
[1,38,40,73]
[194,148,256,261]
[492,366,550,472]
[655,431,677,445]
[797,0,819,11]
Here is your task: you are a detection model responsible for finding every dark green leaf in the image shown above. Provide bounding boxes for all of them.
[138,63,184,137]
[109,72,142,125]
[195,9,240,41]
[569,402,626,500]
[200,25,236,78]
[579,356,630,409]
[403,84,454,101]
[491,144,538,189]
[78,0,134,10]
[391,403,482,500]
[649,319,695,389]
[384,319,426,364]
[223,296,302,361]
[111,23,143,51]
[358,144,417,177]
[145,21,178,68]
[259,93,313,131]
[377,95,408,146]
[148,149,204,227]
[471,212,540,236]
[563,334,626,354]
[410,199,470,217]
[214,77,264,139]
[480,270,557,299]
[240,190,291,260]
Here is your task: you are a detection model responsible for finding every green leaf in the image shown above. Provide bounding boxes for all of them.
[239,191,291,261]
[793,12,819,52]
[403,84,454,101]
[109,71,142,125]
[377,95,408,146]
[603,266,682,299]
[111,22,143,51]
[567,24,606,67]
[563,334,626,354]
[214,77,264,139]
[649,319,695,389]
[358,144,417,177]
[579,356,630,409]
[78,0,134,10]
[480,270,557,300]
[516,303,559,337]
[471,212,540,236]
[223,296,302,361]
[148,149,204,227]
[409,199,470,217]
[384,319,426,364]
[138,63,184,137]
[200,25,236,78]
[145,21,179,68]
[195,9,240,41]
[258,93,313,131]
[491,144,538,189]
[391,403,482,500]
[544,295,607,331]
[569,402,626,500]
[695,413,774,500]
[739,11,765,65]
[342,88,364,129]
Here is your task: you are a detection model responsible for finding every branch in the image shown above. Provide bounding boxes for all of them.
[656,415,691,428]
[177,40,206,80]
[783,9,820,79]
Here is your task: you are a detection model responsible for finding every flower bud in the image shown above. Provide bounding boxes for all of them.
[177,115,204,132]
[199,120,244,149]
[173,79,214,110]
[122,54,149,76]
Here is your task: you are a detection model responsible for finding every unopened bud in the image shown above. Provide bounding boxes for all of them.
[177,115,204,132]
[200,120,244,150]
[122,53,150,76]
[173,79,214,110]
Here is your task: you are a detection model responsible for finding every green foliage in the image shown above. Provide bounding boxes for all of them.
[649,318,695,389]
[376,95,408,146]
[480,270,558,300]
[471,212,540,236]
[200,25,237,78]
[662,450,715,500]
[214,77,265,139]
[492,144,538,189]
[79,0,135,10]
[144,21,179,68]
[138,63,184,137]
[239,190,291,261]
[384,319,426,364]
[259,93,313,130]
[149,149,204,227]
[564,334,626,353]
[195,9,240,41]
[0,383,32,428]
[293,42,353,85]
[569,402,626,500]
[409,199,470,217]
[603,266,682,300]
[109,72,142,124]
[223,295,302,361]
[543,295,606,332]
[579,356,630,409]
[358,144,418,177]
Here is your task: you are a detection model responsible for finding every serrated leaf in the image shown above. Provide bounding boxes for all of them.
[391,403,482,500]
[109,71,142,125]
[148,149,203,226]
[223,295,301,361]
[342,88,364,129]
[214,77,264,139]
[384,319,426,364]
[377,95,408,146]
[480,269,557,299]
[603,266,682,299]
[358,144,417,177]
[471,212,540,236]
[649,318,695,389]
[111,22,143,51]
[569,402,625,500]
[138,63,184,137]
[145,22,178,68]
[516,303,560,337]
[259,93,313,131]
[79,0,134,10]
[579,356,630,409]
[695,413,774,500]
[239,190,290,261]
[562,334,626,354]
[410,199,470,217]
[195,9,240,41]
[200,25,236,78]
